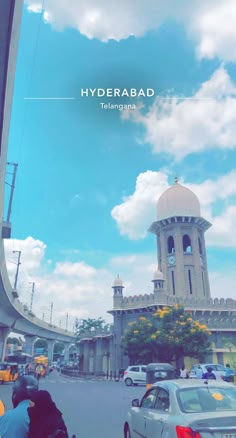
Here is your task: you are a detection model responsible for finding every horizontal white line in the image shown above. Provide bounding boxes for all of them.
[24,97,75,100]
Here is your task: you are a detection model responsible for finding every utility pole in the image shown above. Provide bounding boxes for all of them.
[29,282,35,312]
[12,250,21,289]
[50,302,53,324]
[6,162,18,223]
[65,313,68,331]
[42,312,45,321]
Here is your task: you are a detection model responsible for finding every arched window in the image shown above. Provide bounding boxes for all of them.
[198,237,202,255]
[183,234,192,253]
[167,236,175,254]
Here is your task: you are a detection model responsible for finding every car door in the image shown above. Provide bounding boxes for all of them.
[145,388,170,438]
[131,387,158,438]
[140,366,147,383]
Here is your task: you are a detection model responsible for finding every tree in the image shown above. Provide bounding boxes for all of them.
[54,342,64,355]
[7,337,21,346]
[122,306,211,364]
[75,317,112,340]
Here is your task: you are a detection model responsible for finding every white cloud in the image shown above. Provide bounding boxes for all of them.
[111,170,236,248]
[25,0,236,61]
[124,68,236,161]
[54,261,96,277]
[111,170,169,239]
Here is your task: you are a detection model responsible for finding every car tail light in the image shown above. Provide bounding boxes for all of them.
[176,426,201,438]
[124,371,128,375]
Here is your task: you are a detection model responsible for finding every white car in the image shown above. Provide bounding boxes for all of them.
[124,365,147,386]
[189,363,228,380]
[124,379,236,438]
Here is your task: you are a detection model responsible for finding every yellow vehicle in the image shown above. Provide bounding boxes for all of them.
[0,362,18,384]
[34,355,48,365]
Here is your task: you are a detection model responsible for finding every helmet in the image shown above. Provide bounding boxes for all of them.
[12,375,38,408]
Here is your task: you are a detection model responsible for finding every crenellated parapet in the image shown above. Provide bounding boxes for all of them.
[112,291,236,312]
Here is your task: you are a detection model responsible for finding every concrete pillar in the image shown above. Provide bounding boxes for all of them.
[24,335,37,357]
[47,340,55,362]
[94,338,103,375]
[64,343,70,362]
[0,328,10,361]
[83,341,90,372]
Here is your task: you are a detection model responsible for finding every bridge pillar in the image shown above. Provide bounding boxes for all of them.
[47,340,55,362]
[0,328,10,361]
[24,335,37,357]
[64,343,70,362]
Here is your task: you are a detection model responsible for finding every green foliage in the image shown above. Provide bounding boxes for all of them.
[75,317,112,340]
[7,337,21,345]
[122,306,211,364]
[54,342,64,354]
[34,339,48,349]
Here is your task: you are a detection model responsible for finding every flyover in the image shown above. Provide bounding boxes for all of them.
[0,1,75,361]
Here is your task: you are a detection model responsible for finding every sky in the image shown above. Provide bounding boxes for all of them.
[4,0,236,331]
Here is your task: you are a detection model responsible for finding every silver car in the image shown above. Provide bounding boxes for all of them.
[124,379,236,437]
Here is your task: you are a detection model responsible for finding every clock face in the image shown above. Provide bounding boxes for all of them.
[168,255,176,265]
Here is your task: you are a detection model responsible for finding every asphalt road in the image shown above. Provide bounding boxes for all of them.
[0,370,146,438]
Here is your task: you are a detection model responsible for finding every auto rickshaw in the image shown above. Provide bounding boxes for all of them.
[0,362,18,384]
[146,363,176,389]
[0,399,5,415]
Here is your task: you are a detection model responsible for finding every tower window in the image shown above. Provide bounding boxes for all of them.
[198,237,202,255]
[171,271,175,295]
[202,272,206,296]
[167,236,175,254]
[183,234,192,253]
[188,269,193,294]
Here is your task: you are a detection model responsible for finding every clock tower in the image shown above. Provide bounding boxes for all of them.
[149,178,212,299]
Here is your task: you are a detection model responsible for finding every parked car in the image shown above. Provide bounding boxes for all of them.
[124,378,236,438]
[124,365,147,386]
[189,363,230,380]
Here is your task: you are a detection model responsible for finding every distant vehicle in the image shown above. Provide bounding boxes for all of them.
[6,352,32,366]
[189,363,231,380]
[124,365,147,386]
[124,379,236,438]
[0,362,18,384]
[146,363,176,389]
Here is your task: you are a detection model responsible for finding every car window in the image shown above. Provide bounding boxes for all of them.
[154,388,169,411]
[141,367,147,372]
[206,364,217,370]
[141,388,158,409]
[130,367,139,372]
[215,365,225,371]
[178,387,236,413]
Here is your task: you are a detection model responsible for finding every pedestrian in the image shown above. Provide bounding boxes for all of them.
[27,390,69,438]
[0,375,38,438]
[180,366,188,378]
[202,366,216,380]
[224,363,234,382]
[195,365,203,379]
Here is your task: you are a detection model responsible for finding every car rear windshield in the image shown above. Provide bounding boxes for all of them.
[178,386,236,413]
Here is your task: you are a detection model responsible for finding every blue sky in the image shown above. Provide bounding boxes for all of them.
[4,0,236,328]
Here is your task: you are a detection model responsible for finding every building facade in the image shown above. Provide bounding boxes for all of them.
[79,179,236,375]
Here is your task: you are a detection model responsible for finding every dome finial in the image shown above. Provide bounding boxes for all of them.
[174,175,178,184]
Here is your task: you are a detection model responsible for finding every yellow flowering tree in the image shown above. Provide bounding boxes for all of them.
[122,306,211,363]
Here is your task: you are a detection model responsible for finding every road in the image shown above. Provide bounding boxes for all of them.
[0,370,146,438]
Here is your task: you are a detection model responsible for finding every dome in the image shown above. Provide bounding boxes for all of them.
[113,275,123,287]
[153,269,164,280]
[157,180,201,220]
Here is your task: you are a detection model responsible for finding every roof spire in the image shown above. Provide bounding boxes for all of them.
[174,175,178,184]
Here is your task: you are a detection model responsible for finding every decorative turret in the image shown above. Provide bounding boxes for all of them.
[152,268,165,292]
[112,275,124,309]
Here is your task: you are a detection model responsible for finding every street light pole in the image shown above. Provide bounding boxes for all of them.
[12,250,21,289]
[29,282,35,312]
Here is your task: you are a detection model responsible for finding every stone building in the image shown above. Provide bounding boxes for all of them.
[79,178,236,375]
